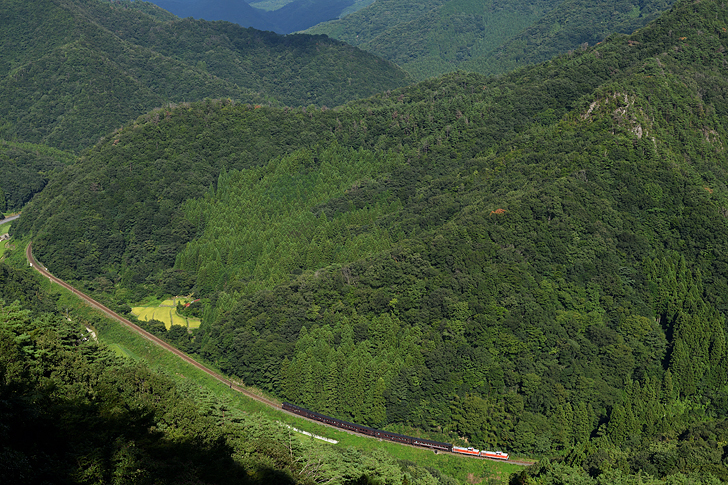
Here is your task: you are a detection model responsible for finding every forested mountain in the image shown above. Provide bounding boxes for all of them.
[0,0,408,151]
[90,0,409,107]
[0,261,456,484]
[13,0,728,482]
[146,0,369,34]
[461,0,677,77]
[306,0,677,80]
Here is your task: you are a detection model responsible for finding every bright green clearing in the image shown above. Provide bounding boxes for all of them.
[131,296,201,330]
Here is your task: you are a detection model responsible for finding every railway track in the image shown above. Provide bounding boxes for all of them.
[26,241,279,408]
[25,242,532,467]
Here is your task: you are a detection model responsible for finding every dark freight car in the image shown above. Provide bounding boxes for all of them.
[282,402,452,453]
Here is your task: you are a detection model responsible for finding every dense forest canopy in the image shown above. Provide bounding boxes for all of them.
[306,0,678,80]
[0,0,408,151]
[10,0,728,482]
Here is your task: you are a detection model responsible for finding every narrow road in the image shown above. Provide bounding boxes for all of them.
[1,213,21,224]
[25,242,532,467]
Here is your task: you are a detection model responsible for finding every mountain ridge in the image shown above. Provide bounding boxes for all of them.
[0,0,409,151]
[306,0,678,80]
[145,0,366,34]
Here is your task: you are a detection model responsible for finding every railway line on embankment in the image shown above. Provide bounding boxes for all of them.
[25,241,532,467]
[26,241,280,409]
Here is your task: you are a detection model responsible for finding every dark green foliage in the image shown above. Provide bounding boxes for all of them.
[0,275,252,484]
[192,0,728,465]
[113,0,178,21]
[86,0,410,107]
[0,262,58,314]
[0,0,409,151]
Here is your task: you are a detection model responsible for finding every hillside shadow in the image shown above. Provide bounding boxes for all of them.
[0,384,296,485]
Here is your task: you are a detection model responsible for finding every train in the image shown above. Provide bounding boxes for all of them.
[453,446,510,460]
[281,402,509,461]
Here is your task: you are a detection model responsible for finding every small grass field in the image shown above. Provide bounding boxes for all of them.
[131,296,201,330]
[0,221,12,258]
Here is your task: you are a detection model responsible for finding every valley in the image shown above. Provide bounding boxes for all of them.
[3,0,728,483]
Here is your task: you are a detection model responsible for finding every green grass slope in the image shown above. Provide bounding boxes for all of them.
[14,0,728,481]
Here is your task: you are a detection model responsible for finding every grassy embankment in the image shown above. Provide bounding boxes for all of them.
[0,220,12,258]
[4,238,526,483]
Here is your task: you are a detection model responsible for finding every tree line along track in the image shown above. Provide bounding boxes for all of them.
[25,242,532,467]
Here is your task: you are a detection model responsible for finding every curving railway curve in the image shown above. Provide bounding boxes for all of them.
[25,241,530,466]
[26,241,279,408]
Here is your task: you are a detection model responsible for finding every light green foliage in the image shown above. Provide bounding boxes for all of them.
[0,223,11,258]
[282,314,421,426]
[177,144,403,298]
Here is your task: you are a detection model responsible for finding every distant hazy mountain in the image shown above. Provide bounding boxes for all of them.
[307,0,677,80]
[151,0,279,30]
[146,0,363,33]
[269,0,354,33]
